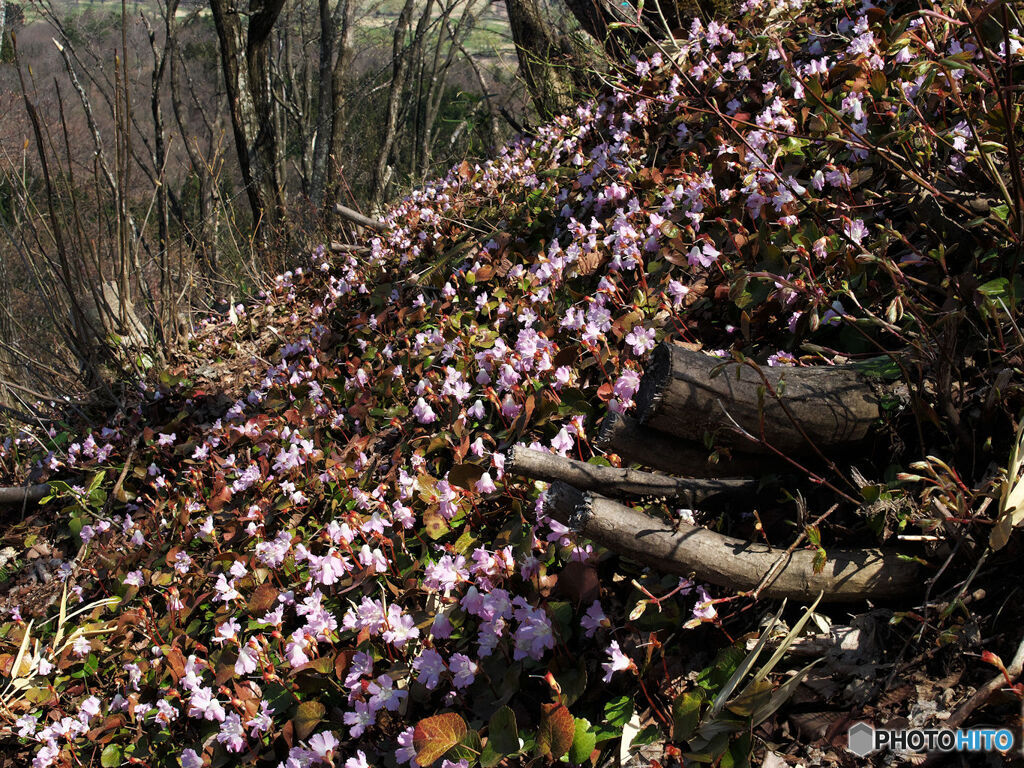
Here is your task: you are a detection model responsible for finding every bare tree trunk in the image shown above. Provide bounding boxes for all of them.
[326,0,355,207]
[0,256,13,407]
[168,0,220,288]
[417,0,478,181]
[504,0,582,119]
[311,0,353,206]
[208,0,287,238]
[143,11,172,352]
[371,0,417,211]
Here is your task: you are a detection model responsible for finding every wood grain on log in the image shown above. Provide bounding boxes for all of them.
[0,484,50,506]
[508,445,756,505]
[544,481,919,601]
[634,343,882,455]
[596,412,780,477]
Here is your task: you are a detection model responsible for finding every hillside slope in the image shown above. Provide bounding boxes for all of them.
[1,1,1022,766]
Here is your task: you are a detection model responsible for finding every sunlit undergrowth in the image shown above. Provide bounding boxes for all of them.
[1,1,1023,766]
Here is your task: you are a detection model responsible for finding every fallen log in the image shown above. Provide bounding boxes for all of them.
[634,343,884,455]
[0,484,51,506]
[543,481,920,602]
[334,203,387,233]
[596,412,781,477]
[509,445,756,505]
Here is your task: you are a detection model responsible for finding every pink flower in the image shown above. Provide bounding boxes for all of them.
[550,428,575,455]
[692,586,718,621]
[474,471,497,494]
[413,397,437,424]
[344,751,369,768]
[687,242,720,268]
[601,640,634,682]
[395,726,417,764]
[216,712,246,752]
[213,618,240,644]
[413,648,446,689]
[235,640,260,675]
[187,686,226,722]
[844,217,868,245]
[581,601,608,637]
[181,748,203,768]
[308,731,339,763]
[424,555,469,591]
[624,326,656,356]
[72,635,92,657]
[246,701,274,736]
[368,674,408,712]
[343,701,374,738]
[450,653,478,689]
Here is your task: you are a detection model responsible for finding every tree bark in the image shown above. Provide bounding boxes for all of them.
[327,0,355,205]
[635,344,884,456]
[508,445,756,505]
[208,0,287,236]
[596,412,782,477]
[371,0,419,211]
[504,0,583,119]
[544,482,920,602]
[310,0,344,206]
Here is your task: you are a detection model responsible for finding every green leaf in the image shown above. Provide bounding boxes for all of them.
[536,703,574,760]
[979,277,1010,298]
[632,724,662,747]
[672,688,706,742]
[488,706,519,756]
[568,717,597,765]
[414,713,469,767]
[721,732,752,768]
[100,744,122,767]
[447,729,482,766]
[554,659,588,707]
[603,696,634,728]
[812,547,827,575]
[725,679,773,717]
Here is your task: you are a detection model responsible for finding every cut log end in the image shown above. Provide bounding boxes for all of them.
[634,342,672,426]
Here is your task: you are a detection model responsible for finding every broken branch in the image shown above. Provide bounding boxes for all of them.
[334,203,387,232]
[509,445,756,505]
[0,484,51,506]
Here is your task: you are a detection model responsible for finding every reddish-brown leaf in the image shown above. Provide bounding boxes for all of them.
[537,703,574,760]
[413,712,469,766]
[247,583,279,615]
